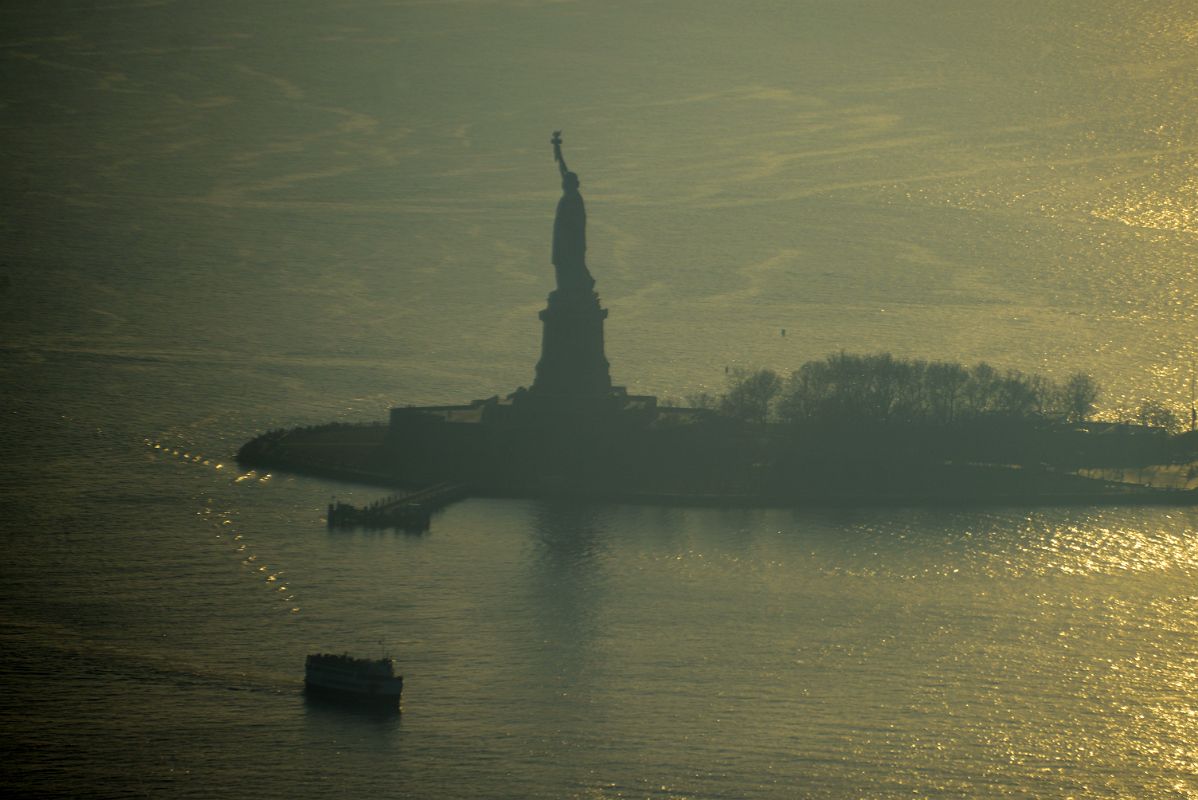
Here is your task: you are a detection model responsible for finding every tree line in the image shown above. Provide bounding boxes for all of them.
[692,352,1107,428]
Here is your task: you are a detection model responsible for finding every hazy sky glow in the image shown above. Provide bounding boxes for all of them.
[3,0,1196,414]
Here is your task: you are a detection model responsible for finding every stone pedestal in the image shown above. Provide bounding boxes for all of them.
[531,288,612,399]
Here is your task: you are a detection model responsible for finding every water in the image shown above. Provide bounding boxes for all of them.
[3,1,1198,797]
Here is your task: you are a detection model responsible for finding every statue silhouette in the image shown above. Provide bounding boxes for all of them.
[551,131,595,293]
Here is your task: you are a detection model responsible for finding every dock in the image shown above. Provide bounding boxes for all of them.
[326,482,471,530]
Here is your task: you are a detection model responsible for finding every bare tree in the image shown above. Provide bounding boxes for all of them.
[686,391,721,411]
[925,361,969,423]
[1138,399,1179,432]
[720,368,782,424]
[765,352,1101,429]
[993,370,1039,417]
[1060,372,1100,423]
[1026,373,1061,418]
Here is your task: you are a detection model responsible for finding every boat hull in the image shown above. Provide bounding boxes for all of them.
[304,677,403,706]
[304,653,404,707]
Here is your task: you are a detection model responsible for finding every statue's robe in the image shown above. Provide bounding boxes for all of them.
[552,188,594,292]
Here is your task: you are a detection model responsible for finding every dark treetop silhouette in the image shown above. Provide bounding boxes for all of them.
[551,131,595,293]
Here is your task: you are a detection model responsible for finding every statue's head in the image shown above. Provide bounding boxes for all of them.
[562,171,580,191]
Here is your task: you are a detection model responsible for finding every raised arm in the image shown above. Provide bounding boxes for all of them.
[551,130,568,177]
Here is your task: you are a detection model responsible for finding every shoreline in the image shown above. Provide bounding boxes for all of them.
[238,423,1198,512]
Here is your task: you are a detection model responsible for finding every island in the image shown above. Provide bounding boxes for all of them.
[239,134,1198,524]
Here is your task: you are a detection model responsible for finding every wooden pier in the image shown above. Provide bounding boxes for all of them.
[326,482,470,530]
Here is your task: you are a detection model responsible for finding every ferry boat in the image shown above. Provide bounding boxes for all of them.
[304,652,404,705]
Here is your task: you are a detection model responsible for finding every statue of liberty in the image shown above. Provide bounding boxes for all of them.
[550,131,595,293]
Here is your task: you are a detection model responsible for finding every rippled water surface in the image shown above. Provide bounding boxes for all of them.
[3,1,1198,797]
